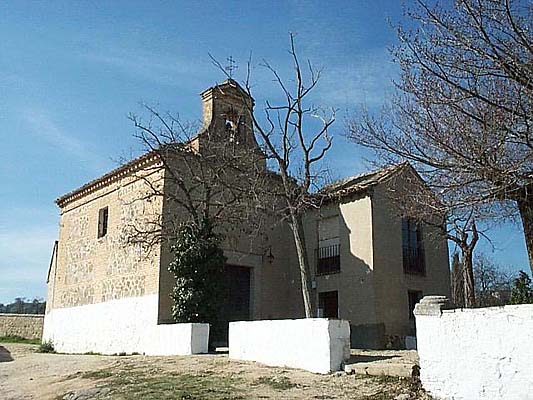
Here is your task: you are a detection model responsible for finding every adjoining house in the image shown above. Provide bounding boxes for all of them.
[43,79,450,354]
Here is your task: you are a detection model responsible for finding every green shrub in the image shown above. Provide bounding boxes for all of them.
[508,271,533,305]
[37,340,56,353]
[168,218,226,325]
[0,335,40,345]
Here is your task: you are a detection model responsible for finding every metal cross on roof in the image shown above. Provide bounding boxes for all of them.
[225,56,238,79]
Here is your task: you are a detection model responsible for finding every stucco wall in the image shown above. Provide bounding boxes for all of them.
[415,297,533,400]
[43,294,208,355]
[372,171,450,339]
[229,318,351,374]
[299,171,450,348]
[0,314,44,340]
[305,196,382,347]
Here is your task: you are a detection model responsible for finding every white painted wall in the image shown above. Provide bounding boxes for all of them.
[43,294,209,355]
[229,318,350,374]
[415,299,533,400]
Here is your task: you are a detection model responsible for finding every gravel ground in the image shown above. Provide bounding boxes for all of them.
[0,342,431,400]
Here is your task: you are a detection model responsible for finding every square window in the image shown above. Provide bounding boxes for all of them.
[318,290,339,318]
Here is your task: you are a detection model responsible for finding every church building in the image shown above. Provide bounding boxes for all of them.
[43,79,450,354]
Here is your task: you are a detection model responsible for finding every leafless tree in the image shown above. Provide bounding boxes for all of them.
[126,104,269,250]
[451,252,465,307]
[387,168,482,306]
[474,252,513,307]
[212,34,336,317]
[349,0,533,274]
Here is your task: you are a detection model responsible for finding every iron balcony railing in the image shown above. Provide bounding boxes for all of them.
[316,243,341,275]
[403,247,426,275]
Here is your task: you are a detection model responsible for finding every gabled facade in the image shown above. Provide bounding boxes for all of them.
[44,80,450,353]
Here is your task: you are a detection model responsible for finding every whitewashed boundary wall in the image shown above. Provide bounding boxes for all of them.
[415,296,533,400]
[0,314,44,340]
[43,294,209,355]
[229,318,350,374]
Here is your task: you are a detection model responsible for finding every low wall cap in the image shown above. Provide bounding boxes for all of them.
[414,296,451,316]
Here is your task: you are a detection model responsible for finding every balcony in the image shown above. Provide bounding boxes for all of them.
[403,247,426,276]
[316,244,340,276]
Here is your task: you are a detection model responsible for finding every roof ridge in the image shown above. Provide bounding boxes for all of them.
[322,162,407,193]
[55,151,161,208]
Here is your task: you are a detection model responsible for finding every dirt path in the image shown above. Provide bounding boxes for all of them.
[0,343,117,399]
[0,343,430,400]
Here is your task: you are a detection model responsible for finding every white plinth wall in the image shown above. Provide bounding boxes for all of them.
[415,296,533,400]
[43,294,209,355]
[229,318,351,374]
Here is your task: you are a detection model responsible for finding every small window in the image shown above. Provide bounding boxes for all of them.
[317,215,340,275]
[316,244,341,275]
[408,290,423,320]
[318,290,339,318]
[97,207,109,238]
[402,217,426,275]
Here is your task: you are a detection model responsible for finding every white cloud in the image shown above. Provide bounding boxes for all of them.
[80,48,211,87]
[313,49,398,108]
[22,108,110,173]
[0,224,56,303]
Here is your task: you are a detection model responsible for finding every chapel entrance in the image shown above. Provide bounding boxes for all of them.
[212,264,251,346]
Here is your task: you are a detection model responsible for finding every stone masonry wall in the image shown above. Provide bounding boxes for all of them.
[47,167,164,311]
[0,313,44,340]
[415,296,533,400]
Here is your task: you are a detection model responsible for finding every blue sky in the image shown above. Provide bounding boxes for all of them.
[0,1,529,303]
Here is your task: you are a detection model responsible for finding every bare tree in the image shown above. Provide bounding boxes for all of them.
[212,34,336,317]
[451,216,479,307]
[125,93,272,332]
[349,0,533,274]
[126,103,268,248]
[474,252,513,307]
[451,252,465,307]
[386,167,482,306]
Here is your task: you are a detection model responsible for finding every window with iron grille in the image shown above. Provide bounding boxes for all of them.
[316,243,340,275]
[316,215,340,275]
[402,217,425,275]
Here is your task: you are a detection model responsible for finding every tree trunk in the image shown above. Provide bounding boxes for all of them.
[451,257,465,307]
[516,194,533,276]
[462,250,476,308]
[289,212,314,318]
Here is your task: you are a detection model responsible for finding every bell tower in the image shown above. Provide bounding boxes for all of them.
[187,79,266,171]
[199,80,259,148]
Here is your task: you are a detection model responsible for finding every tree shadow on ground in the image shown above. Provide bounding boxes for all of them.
[0,346,14,362]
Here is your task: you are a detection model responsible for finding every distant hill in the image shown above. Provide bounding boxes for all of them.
[0,298,46,314]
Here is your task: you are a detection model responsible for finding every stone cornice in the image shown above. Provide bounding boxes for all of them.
[55,151,161,208]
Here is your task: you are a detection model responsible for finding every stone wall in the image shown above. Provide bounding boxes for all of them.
[48,166,164,312]
[415,296,533,400]
[0,313,44,340]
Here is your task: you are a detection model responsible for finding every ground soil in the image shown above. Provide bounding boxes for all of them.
[0,342,431,400]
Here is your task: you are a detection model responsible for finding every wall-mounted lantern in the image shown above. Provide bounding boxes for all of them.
[265,246,275,264]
